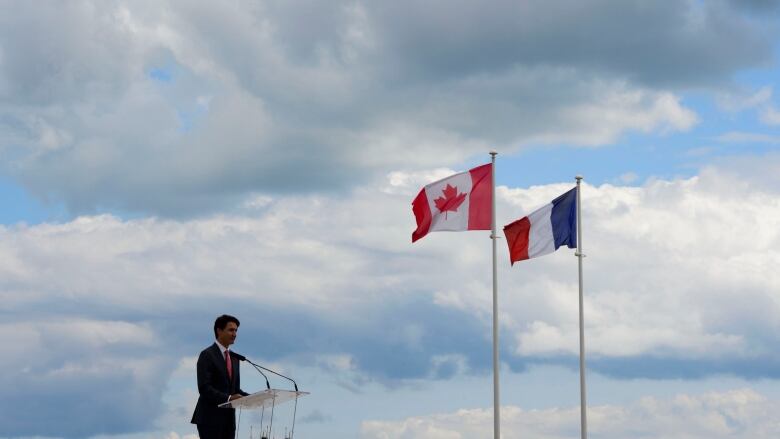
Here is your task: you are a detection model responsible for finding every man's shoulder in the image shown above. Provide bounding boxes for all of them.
[198,343,218,357]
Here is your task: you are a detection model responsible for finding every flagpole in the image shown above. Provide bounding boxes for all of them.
[575,175,588,439]
[490,151,500,439]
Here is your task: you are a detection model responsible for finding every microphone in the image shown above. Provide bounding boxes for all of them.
[229,351,248,361]
[230,351,270,390]
[231,352,299,392]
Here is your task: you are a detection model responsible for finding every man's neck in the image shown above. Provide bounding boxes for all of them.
[215,340,230,352]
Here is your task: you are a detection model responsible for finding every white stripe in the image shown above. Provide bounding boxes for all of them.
[527,203,555,259]
[426,171,472,232]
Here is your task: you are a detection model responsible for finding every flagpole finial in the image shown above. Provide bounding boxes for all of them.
[490,150,497,157]
[575,175,583,182]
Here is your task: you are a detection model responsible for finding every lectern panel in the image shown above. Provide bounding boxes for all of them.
[218,389,309,410]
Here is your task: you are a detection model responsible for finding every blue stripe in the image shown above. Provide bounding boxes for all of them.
[550,187,577,250]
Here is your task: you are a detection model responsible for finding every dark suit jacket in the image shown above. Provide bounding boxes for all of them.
[191,343,249,427]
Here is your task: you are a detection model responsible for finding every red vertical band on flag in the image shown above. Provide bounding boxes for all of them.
[467,163,492,230]
[412,188,432,242]
[503,216,531,264]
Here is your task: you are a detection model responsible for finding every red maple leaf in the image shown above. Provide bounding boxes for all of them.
[434,184,467,219]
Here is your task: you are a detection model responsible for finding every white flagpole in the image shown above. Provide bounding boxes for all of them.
[490,151,500,439]
[575,175,588,439]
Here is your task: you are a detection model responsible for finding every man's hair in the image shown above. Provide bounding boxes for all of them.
[214,314,240,338]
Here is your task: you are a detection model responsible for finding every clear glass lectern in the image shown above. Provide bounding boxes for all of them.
[218,389,309,409]
[218,389,310,438]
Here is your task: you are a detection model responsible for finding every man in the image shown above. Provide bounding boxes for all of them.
[191,314,250,439]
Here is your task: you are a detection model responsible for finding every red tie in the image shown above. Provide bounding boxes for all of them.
[225,350,233,381]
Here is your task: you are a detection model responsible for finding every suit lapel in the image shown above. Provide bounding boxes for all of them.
[212,342,239,391]
[209,343,230,384]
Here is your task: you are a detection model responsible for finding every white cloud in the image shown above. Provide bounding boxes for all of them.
[383,168,458,196]
[531,87,698,145]
[716,85,773,112]
[760,105,780,126]
[715,86,780,127]
[0,319,158,366]
[432,167,780,361]
[2,157,780,435]
[2,157,779,367]
[360,388,780,439]
[163,433,198,439]
[716,131,780,144]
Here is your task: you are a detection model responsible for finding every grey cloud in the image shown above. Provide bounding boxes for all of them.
[0,1,143,106]
[729,0,780,12]
[298,409,332,424]
[144,298,499,383]
[0,0,765,216]
[0,366,167,438]
[10,91,362,217]
[368,0,774,87]
[199,0,773,87]
[0,301,500,436]
[0,319,169,438]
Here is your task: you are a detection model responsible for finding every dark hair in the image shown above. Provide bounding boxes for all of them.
[213,314,240,338]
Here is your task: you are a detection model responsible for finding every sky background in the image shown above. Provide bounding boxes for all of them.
[1,1,780,438]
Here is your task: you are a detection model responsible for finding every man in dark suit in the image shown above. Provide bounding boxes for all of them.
[191,314,250,439]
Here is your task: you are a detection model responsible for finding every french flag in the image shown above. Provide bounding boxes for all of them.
[503,187,577,264]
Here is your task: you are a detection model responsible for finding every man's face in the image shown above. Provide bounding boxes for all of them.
[217,322,238,347]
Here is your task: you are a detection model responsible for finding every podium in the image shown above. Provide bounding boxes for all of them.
[220,389,309,410]
[219,389,309,439]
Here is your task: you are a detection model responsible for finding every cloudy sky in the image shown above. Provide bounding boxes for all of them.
[1,1,780,438]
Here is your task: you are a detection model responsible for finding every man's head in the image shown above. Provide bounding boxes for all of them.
[214,314,240,347]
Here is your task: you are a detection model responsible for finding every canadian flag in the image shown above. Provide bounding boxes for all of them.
[411,163,492,242]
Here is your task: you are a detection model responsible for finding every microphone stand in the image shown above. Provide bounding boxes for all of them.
[232,352,301,438]
[249,362,271,390]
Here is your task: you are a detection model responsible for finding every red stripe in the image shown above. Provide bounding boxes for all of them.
[503,216,530,264]
[467,163,492,230]
[411,188,432,242]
